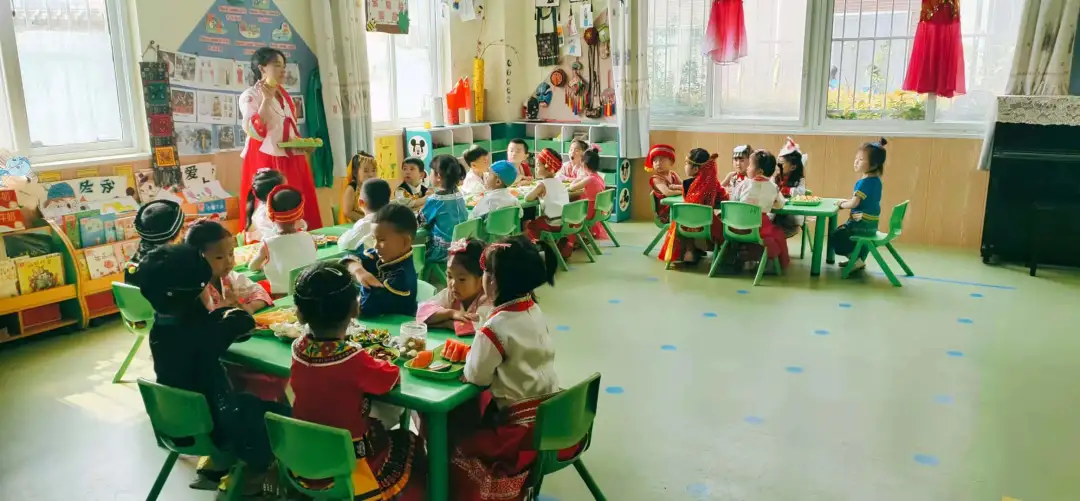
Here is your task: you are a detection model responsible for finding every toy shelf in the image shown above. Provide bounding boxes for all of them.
[0,221,88,344]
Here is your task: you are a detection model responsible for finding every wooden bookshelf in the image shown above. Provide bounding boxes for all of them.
[0,285,77,316]
[0,221,87,343]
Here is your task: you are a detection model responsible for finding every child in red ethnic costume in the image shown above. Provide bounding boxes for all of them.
[658,149,728,265]
[647,144,683,224]
[450,236,581,501]
[731,150,790,270]
[524,148,574,258]
[289,262,426,500]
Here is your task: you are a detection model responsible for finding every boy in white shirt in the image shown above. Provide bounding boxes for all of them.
[732,149,786,218]
[471,160,520,219]
[461,145,491,195]
[524,148,572,244]
[338,178,391,254]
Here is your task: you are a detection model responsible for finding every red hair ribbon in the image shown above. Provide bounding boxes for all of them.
[536,149,562,174]
[266,184,305,223]
[479,242,512,271]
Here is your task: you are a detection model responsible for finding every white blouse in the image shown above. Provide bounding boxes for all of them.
[733,176,786,218]
[239,86,299,158]
[464,297,559,409]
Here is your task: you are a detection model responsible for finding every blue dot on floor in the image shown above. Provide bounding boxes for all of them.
[743,416,765,425]
[736,289,749,295]
[913,454,940,466]
[839,302,852,308]
[608,299,622,304]
[785,366,804,374]
[813,329,830,336]
[685,483,710,498]
[970,293,983,298]
[957,318,974,324]
[536,495,560,501]
[703,312,718,318]
[946,350,965,358]
[555,325,570,331]
[605,386,624,394]
[661,344,677,351]
[933,395,954,404]
[645,277,659,282]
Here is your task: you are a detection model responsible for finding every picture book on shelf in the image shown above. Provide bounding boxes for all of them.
[97,196,139,215]
[0,208,26,233]
[83,245,120,280]
[0,189,17,210]
[115,240,138,263]
[0,258,17,298]
[15,253,64,294]
[115,216,136,241]
[77,210,106,248]
[101,212,117,244]
[60,214,80,248]
[1,230,53,258]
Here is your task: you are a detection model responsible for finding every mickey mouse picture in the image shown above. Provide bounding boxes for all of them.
[407,135,429,159]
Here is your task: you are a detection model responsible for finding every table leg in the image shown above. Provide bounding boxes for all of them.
[810,214,828,276]
[427,411,450,501]
[826,215,838,265]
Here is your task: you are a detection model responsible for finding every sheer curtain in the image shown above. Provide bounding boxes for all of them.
[611,0,650,159]
[978,0,1080,170]
[310,0,375,179]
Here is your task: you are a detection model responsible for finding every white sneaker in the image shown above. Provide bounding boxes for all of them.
[841,258,866,272]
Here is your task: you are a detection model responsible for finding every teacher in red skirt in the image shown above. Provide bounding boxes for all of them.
[238,47,323,231]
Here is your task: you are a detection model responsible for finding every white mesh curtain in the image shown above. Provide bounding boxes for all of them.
[610,0,650,159]
[310,0,375,178]
[978,0,1080,170]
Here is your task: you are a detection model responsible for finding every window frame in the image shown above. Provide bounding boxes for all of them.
[649,0,997,138]
[0,0,143,163]
[369,0,442,132]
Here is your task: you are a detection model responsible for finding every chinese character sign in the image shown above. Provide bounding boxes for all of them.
[366,0,409,34]
[43,176,128,203]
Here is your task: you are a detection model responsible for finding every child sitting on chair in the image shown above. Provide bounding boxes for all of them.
[416,238,491,336]
[524,148,571,243]
[340,152,378,224]
[125,199,185,287]
[140,244,288,495]
[721,144,753,190]
[395,156,429,209]
[567,146,610,241]
[647,144,683,224]
[657,149,726,266]
[339,178,392,254]
[419,154,469,286]
[471,160,520,219]
[248,185,318,295]
[289,261,427,500]
[342,204,419,317]
[774,137,809,238]
[461,145,491,195]
[731,150,790,271]
[185,219,272,313]
[830,138,887,272]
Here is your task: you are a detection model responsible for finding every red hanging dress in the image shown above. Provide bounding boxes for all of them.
[903,0,966,98]
[703,0,748,64]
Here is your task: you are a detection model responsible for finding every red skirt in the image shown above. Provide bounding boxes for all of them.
[703,0,748,64]
[240,141,324,230]
[903,14,965,98]
[657,213,725,263]
[732,216,790,268]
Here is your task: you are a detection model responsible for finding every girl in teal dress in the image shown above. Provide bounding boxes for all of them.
[830,138,887,271]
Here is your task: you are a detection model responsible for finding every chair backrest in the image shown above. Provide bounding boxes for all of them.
[412,244,426,276]
[484,206,521,238]
[670,203,713,239]
[886,200,910,239]
[331,206,341,225]
[112,282,155,324]
[720,201,764,244]
[560,199,589,226]
[137,378,217,454]
[452,218,482,241]
[417,279,437,302]
[593,189,615,218]
[533,372,601,452]
[265,413,357,488]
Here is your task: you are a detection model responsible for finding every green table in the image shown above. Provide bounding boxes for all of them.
[235,225,353,281]
[658,196,843,276]
[222,312,478,501]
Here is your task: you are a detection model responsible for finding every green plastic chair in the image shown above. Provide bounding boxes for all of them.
[331,205,341,225]
[452,218,482,241]
[665,203,717,270]
[137,378,246,501]
[798,189,813,259]
[111,282,155,383]
[643,215,668,256]
[526,372,606,500]
[842,200,914,287]
[411,244,426,280]
[539,199,594,272]
[265,412,358,500]
[716,202,782,285]
[236,232,245,246]
[417,279,437,302]
[579,189,619,255]
[483,206,522,240]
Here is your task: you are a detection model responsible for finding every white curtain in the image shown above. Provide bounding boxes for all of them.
[610,0,649,159]
[978,0,1080,170]
[310,0,375,178]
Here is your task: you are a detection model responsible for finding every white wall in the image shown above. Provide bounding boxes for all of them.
[131,0,315,54]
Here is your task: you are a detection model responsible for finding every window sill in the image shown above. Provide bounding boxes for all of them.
[33,151,150,172]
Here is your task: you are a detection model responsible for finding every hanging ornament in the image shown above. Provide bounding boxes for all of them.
[566,60,588,115]
[535,81,553,108]
[584,26,603,118]
[598,24,611,60]
[550,68,567,87]
[703,0,748,64]
[902,0,966,98]
[600,69,616,117]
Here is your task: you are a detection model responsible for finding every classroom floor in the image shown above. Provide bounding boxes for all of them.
[2,222,1079,501]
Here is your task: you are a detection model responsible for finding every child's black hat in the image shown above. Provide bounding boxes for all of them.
[136,243,212,313]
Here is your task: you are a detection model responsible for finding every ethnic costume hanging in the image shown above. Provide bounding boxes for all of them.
[703,0,748,64]
[903,0,966,98]
[139,60,182,188]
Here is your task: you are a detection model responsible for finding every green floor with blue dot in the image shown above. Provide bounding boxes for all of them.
[1,222,1077,500]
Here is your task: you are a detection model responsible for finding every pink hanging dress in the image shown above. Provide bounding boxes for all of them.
[703,0,748,64]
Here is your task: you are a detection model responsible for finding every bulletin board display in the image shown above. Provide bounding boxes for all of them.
[164,0,317,156]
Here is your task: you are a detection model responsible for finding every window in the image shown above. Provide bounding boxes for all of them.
[367,0,438,128]
[0,0,139,161]
[648,0,1023,133]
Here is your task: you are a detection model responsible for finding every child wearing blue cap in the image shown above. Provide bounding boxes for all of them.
[471,160,521,219]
